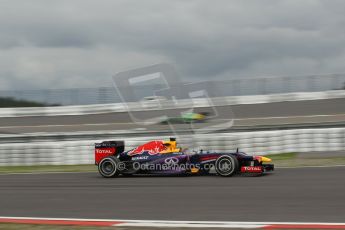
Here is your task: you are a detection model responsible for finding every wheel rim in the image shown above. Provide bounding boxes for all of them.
[219,159,232,171]
[216,157,234,176]
[100,159,116,176]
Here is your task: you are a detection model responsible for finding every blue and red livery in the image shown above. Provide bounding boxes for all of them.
[95,138,274,178]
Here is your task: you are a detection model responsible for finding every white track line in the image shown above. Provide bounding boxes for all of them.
[1,216,345,229]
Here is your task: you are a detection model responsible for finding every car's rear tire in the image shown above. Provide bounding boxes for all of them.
[215,155,239,177]
[98,156,120,178]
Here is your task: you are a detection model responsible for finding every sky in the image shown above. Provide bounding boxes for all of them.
[0,0,345,90]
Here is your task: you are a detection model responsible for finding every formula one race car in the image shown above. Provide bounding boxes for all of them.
[95,138,274,178]
[159,112,209,124]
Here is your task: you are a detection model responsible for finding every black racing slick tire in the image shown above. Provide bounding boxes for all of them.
[98,156,121,178]
[215,155,239,177]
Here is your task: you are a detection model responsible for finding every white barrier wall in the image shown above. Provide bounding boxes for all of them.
[0,127,344,166]
[1,90,345,117]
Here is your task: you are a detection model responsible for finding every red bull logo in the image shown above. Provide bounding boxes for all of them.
[128,141,166,156]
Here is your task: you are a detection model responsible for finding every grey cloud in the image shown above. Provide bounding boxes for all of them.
[0,0,345,90]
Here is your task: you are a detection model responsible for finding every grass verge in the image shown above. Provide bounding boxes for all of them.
[1,152,345,174]
[0,164,96,174]
[266,152,297,160]
[266,152,345,167]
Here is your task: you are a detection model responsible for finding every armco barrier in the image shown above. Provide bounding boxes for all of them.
[0,127,344,166]
[1,90,345,118]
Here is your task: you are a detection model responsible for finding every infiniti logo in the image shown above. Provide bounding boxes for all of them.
[164,157,179,165]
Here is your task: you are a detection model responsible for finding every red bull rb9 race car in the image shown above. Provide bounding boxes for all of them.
[95,138,274,178]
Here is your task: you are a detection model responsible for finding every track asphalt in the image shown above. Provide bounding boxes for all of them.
[1,98,345,134]
[0,166,344,222]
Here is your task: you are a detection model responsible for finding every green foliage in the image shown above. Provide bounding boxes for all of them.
[0,97,56,108]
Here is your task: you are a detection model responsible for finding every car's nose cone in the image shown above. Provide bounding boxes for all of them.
[261,156,272,162]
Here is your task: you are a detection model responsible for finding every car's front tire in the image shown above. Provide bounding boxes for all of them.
[98,156,120,178]
[215,155,239,177]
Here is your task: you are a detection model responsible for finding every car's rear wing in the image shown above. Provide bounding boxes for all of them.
[94,141,125,165]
